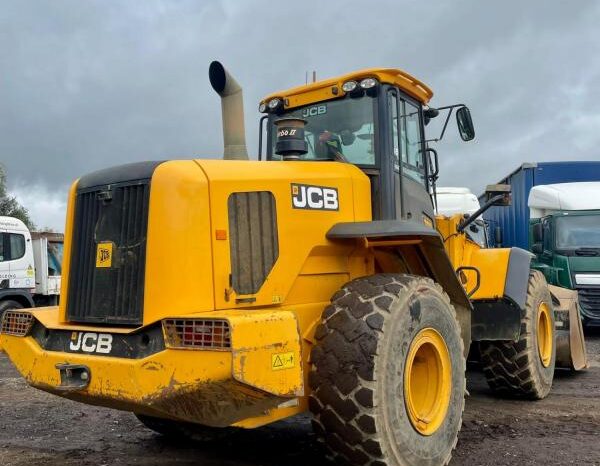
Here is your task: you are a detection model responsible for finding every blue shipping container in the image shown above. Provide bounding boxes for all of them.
[479,161,600,249]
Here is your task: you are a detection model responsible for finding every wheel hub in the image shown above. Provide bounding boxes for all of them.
[404,327,452,436]
[537,302,553,367]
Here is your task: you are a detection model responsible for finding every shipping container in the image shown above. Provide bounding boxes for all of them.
[479,161,600,249]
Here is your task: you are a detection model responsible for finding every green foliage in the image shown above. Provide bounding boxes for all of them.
[0,165,35,230]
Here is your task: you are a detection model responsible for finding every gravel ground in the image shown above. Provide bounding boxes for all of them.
[1,331,599,466]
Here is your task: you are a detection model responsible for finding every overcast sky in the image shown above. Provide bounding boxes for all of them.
[2,1,600,230]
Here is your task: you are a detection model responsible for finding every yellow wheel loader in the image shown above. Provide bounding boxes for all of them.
[0,62,584,465]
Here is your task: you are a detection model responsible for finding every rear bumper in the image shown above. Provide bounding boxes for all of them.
[0,308,304,427]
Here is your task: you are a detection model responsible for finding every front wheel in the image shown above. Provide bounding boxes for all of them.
[309,274,465,466]
[480,270,556,399]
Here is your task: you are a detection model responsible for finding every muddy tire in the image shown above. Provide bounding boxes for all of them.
[480,270,555,399]
[135,414,239,442]
[309,274,465,466]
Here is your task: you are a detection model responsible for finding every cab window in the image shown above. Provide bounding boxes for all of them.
[542,218,552,253]
[389,95,426,186]
[400,100,426,185]
[0,233,26,262]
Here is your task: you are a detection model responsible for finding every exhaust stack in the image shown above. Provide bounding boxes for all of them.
[209,61,248,160]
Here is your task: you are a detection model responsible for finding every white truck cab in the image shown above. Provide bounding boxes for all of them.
[0,216,62,317]
[436,187,488,247]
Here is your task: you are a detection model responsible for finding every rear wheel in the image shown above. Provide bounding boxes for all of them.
[309,274,465,466]
[135,414,239,442]
[480,270,555,399]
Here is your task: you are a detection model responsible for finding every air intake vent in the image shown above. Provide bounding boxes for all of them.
[228,191,278,295]
[67,180,151,325]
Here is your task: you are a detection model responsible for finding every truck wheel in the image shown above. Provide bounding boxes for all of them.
[135,414,239,442]
[0,300,23,321]
[309,274,465,466]
[480,270,555,399]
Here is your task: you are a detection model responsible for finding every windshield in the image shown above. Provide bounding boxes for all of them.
[466,219,488,248]
[269,96,376,165]
[555,214,600,249]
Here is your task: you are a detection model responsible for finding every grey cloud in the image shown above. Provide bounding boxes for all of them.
[1,0,599,229]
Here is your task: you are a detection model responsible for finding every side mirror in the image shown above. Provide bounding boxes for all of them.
[456,106,475,141]
[532,222,543,243]
[485,184,511,206]
[494,226,503,246]
[531,243,543,255]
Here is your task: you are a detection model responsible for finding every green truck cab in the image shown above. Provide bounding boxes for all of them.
[529,183,600,326]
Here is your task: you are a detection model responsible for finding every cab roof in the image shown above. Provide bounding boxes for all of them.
[260,67,433,110]
[529,182,600,217]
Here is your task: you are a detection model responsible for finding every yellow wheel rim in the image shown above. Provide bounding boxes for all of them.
[404,328,452,436]
[537,302,553,367]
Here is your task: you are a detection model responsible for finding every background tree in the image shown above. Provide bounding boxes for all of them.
[0,165,35,229]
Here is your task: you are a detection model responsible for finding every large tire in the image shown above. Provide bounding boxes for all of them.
[309,274,465,466]
[135,414,239,442]
[480,270,555,399]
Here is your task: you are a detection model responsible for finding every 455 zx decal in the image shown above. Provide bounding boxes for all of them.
[291,183,339,211]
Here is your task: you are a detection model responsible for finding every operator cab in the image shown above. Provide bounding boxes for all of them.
[259,68,475,224]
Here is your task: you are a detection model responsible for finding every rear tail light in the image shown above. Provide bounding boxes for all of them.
[0,311,35,337]
[162,319,231,350]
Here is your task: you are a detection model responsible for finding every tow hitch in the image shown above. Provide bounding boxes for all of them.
[56,363,91,392]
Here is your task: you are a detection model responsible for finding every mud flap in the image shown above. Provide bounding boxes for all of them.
[549,285,587,371]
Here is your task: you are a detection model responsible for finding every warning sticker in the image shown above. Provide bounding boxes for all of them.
[271,352,295,371]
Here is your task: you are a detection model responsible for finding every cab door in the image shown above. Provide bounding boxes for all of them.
[388,90,435,225]
[5,229,34,289]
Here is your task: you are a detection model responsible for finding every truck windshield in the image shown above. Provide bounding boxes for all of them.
[555,215,600,249]
[269,96,376,165]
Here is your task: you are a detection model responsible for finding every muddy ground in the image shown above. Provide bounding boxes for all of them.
[1,332,599,466]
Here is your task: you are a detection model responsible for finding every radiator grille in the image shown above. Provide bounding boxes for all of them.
[577,287,600,319]
[228,191,278,295]
[66,181,150,325]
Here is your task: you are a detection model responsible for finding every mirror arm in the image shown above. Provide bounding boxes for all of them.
[457,194,504,233]
[423,104,466,143]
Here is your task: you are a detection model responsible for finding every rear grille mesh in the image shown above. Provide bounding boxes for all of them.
[577,287,600,319]
[0,311,34,336]
[67,181,150,325]
[162,319,231,350]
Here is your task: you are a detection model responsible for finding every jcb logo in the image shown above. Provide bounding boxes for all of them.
[301,105,327,118]
[69,332,113,354]
[291,183,339,211]
[96,242,113,268]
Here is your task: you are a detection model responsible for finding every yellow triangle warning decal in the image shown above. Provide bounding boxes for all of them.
[271,352,295,371]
